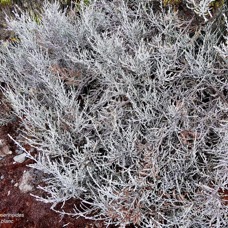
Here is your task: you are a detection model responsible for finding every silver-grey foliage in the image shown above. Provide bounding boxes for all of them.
[0,0,227,227]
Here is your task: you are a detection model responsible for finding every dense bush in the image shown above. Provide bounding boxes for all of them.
[0,0,227,226]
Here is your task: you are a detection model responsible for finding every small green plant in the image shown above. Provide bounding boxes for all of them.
[0,0,12,7]
[209,0,225,11]
[74,0,91,11]
[163,0,182,6]
[29,10,42,25]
